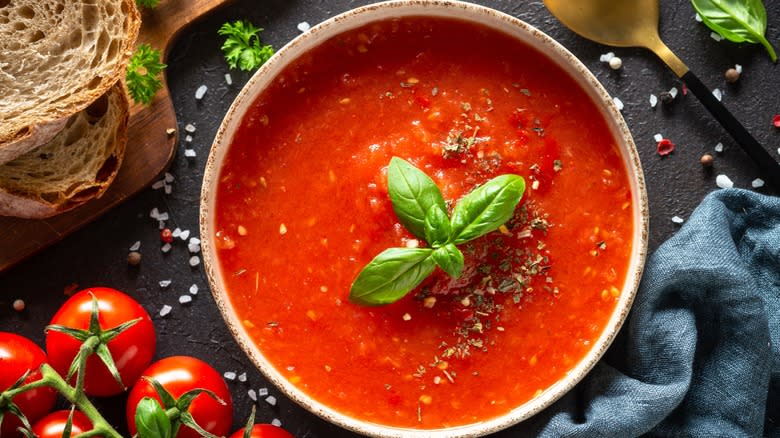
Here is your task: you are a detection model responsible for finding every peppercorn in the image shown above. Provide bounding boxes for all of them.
[659,91,674,104]
[724,68,740,84]
[12,299,25,312]
[127,251,142,266]
[700,154,714,167]
[160,228,173,243]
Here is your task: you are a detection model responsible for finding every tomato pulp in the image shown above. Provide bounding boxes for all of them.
[215,17,633,428]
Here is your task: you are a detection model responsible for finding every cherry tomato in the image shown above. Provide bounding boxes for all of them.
[46,287,156,397]
[31,410,95,438]
[0,333,57,437]
[229,425,294,438]
[126,356,233,438]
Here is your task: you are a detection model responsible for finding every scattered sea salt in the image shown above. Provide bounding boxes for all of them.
[185,135,193,143]
[188,242,201,253]
[654,133,664,142]
[265,395,277,406]
[190,237,201,245]
[715,142,724,153]
[695,13,702,22]
[224,371,237,381]
[165,172,174,183]
[184,149,197,158]
[157,212,169,221]
[129,241,141,251]
[735,64,743,74]
[258,388,268,397]
[599,52,615,63]
[185,124,196,133]
[712,88,722,101]
[716,174,734,189]
[669,87,679,99]
[711,32,724,42]
[649,94,658,108]
[613,97,624,111]
[179,230,190,240]
[189,284,199,295]
[777,147,780,156]
[159,305,172,317]
[752,178,765,188]
[172,228,181,238]
[248,389,257,401]
[150,208,160,219]
[159,221,165,230]
[271,419,282,427]
[238,372,247,382]
[152,180,165,190]
[297,21,310,32]
[195,85,208,100]
[159,279,172,288]
[225,73,233,85]
[671,216,684,224]
[189,256,200,267]
[179,295,192,304]
[164,185,172,195]
[161,243,172,253]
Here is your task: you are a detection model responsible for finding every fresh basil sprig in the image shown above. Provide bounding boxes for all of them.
[349,157,525,306]
[691,0,777,62]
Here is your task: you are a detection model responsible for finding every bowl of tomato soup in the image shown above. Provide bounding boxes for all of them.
[201,1,648,436]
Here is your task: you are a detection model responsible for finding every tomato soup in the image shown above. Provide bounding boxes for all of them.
[214,17,633,429]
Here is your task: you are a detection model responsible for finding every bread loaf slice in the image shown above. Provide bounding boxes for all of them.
[0,83,129,219]
[0,0,140,155]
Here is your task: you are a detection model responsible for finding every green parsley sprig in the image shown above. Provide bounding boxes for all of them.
[126,44,167,106]
[218,20,275,71]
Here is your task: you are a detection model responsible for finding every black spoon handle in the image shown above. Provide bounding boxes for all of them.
[682,70,780,189]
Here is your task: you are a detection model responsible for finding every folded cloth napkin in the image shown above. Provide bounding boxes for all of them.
[508,189,780,437]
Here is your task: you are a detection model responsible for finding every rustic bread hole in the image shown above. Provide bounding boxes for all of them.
[41,192,60,203]
[0,0,11,8]
[95,155,118,183]
[85,94,108,123]
[55,3,63,14]
[106,39,118,61]
[29,30,44,43]
[94,30,108,56]
[17,5,34,19]
[82,3,97,30]
[87,75,101,89]
[106,3,115,15]
[70,186,100,203]
[13,22,26,30]
[64,121,86,146]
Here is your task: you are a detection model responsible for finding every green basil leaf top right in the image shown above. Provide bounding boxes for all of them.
[691,0,777,62]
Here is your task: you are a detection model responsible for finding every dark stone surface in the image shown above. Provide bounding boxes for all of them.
[1,1,777,436]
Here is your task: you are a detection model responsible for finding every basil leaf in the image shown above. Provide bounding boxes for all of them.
[424,204,451,247]
[349,248,435,306]
[450,175,525,244]
[388,157,447,241]
[691,0,777,62]
[432,244,464,278]
[135,397,172,438]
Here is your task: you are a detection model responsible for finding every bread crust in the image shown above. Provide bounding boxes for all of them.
[0,83,130,219]
[0,0,140,154]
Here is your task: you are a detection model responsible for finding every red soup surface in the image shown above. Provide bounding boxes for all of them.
[215,17,633,429]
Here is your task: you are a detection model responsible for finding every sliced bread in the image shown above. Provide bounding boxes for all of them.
[0,83,129,219]
[0,0,140,154]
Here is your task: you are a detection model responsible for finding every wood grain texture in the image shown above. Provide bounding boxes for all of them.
[0,0,232,273]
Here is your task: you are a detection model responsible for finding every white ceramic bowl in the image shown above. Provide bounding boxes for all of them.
[201,1,648,436]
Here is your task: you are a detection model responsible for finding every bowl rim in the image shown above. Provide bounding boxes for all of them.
[200,1,649,437]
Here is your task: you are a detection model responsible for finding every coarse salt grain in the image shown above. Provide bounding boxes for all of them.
[189,284,199,295]
[752,178,765,188]
[224,371,237,381]
[185,124,196,133]
[150,208,160,219]
[164,185,172,195]
[777,147,780,156]
[172,228,181,238]
[238,372,247,382]
[735,64,743,74]
[184,149,197,158]
[613,97,624,111]
[159,305,172,317]
[152,180,165,190]
[716,174,734,189]
[265,395,277,406]
[599,52,615,63]
[711,32,724,42]
[715,142,724,153]
[695,13,702,22]
[669,87,679,99]
[248,389,257,401]
[159,221,166,230]
[712,88,722,101]
[258,388,268,397]
[179,230,190,240]
[161,243,172,253]
[297,21,310,32]
[159,279,172,288]
[165,172,174,183]
[188,242,201,253]
[190,237,201,244]
[195,85,208,100]
[225,73,233,85]
[671,216,684,224]
[179,295,192,304]
[653,133,664,142]
[157,212,169,221]
[189,256,200,267]
[271,419,282,427]
[129,241,141,251]
[185,135,193,143]
[649,94,658,108]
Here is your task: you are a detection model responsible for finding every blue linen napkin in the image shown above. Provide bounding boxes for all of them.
[509,189,780,437]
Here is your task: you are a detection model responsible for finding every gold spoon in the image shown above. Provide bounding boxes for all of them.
[544,0,780,189]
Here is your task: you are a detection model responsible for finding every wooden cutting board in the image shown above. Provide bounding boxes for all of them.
[0,0,231,273]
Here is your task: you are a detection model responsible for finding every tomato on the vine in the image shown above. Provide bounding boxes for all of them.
[0,332,57,437]
[46,287,156,397]
[229,425,295,438]
[126,356,233,438]
[31,410,94,438]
